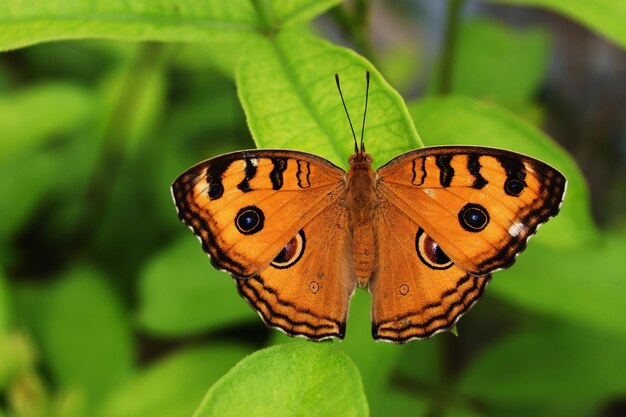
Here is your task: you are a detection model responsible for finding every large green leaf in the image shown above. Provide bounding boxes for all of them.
[138,236,255,337]
[487,0,626,50]
[193,342,369,417]
[0,0,341,51]
[408,95,598,248]
[457,322,626,412]
[98,344,251,417]
[14,267,133,402]
[237,29,423,169]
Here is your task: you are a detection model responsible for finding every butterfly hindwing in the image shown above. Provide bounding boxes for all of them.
[172,150,345,278]
[236,202,355,340]
[370,197,491,343]
[377,146,566,276]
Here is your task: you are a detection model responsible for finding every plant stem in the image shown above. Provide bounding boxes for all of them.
[72,43,166,250]
[437,0,465,94]
[251,0,274,34]
[330,0,379,67]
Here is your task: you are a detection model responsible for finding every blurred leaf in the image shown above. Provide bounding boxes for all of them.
[138,236,254,337]
[0,83,94,161]
[486,0,626,49]
[237,29,423,169]
[193,342,369,417]
[0,0,341,51]
[379,389,429,417]
[0,83,95,243]
[494,235,626,340]
[457,322,626,410]
[98,344,251,417]
[408,95,598,248]
[444,19,550,105]
[0,151,59,243]
[15,267,133,402]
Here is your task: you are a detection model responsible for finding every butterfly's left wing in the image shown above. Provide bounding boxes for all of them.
[376,146,566,276]
[369,145,565,342]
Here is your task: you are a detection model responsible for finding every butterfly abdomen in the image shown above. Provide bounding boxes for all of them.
[346,155,379,287]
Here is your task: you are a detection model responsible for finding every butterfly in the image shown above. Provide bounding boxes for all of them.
[172,72,566,343]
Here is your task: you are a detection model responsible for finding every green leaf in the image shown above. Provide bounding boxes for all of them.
[193,342,369,417]
[493,235,626,340]
[486,0,626,50]
[15,267,133,402]
[0,84,95,242]
[408,95,598,248]
[138,236,255,337]
[237,30,423,169]
[457,322,626,410]
[443,19,550,105]
[0,0,341,51]
[0,83,94,161]
[98,344,251,417]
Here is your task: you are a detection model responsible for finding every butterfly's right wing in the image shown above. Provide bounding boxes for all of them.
[172,149,346,278]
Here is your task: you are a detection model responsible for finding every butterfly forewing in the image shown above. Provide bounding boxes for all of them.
[377,146,566,276]
[172,150,345,278]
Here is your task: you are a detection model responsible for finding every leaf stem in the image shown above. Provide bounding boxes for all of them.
[437,0,465,94]
[251,0,274,34]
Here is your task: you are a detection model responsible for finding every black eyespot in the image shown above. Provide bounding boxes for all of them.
[271,230,306,269]
[459,204,489,232]
[207,183,224,199]
[235,206,264,235]
[505,179,525,196]
[416,228,453,270]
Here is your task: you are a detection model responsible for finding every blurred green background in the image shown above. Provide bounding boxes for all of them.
[1,1,625,417]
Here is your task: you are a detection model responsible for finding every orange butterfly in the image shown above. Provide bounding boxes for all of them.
[172,73,566,343]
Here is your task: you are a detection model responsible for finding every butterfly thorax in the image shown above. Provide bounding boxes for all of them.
[346,152,378,287]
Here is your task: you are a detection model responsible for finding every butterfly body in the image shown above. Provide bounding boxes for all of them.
[173,145,565,343]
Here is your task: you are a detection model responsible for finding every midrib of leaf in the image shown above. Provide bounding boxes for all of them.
[269,38,345,162]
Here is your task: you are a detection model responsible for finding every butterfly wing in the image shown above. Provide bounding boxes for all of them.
[172,150,345,278]
[172,149,355,340]
[376,146,566,276]
[370,199,491,342]
[236,202,355,340]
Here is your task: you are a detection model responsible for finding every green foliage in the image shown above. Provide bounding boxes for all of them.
[193,342,368,417]
[1,1,625,417]
[99,344,252,417]
[0,0,342,51]
[14,267,133,403]
[138,237,255,336]
[487,0,626,49]
[438,19,550,106]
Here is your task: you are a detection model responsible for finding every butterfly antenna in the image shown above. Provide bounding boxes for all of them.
[360,71,370,153]
[335,73,359,154]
